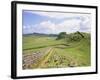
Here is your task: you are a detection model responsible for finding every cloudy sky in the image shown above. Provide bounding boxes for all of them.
[22,10,91,34]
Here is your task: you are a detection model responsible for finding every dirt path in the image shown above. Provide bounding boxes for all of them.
[37,47,78,68]
[37,48,54,68]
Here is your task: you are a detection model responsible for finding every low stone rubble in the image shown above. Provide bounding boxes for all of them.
[22,52,43,69]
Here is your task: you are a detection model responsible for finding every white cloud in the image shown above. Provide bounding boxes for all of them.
[33,21,56,34]
[28,19,82,34]
[23,11,91,34]
[40,21,55,31]
[23,25,32,34]
[57,19,81,33]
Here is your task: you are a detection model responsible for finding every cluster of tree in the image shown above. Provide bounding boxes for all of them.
[56,32,66,40]
[56,31,85,42]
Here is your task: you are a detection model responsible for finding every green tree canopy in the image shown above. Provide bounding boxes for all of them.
[56,32,66,40]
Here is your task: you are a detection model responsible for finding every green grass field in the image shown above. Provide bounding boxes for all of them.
[22,33,91,69]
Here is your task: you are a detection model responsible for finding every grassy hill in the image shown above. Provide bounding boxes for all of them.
[22,32,91,69]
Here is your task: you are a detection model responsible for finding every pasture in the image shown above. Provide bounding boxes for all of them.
[22,33,91,69]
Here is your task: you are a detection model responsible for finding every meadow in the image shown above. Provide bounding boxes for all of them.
[22,32,91,69]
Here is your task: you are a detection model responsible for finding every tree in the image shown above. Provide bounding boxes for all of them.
[76,31,84,38]
[68,31,84,41]
[56,32,66,40]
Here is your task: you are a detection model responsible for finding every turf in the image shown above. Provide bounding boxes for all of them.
[22,34,91,69]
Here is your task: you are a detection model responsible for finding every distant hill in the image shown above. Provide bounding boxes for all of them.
[23,33,58,37]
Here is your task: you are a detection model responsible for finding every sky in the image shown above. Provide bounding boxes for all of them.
[22,10,91,34]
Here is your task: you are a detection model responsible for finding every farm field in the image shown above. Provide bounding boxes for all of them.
[22,32,91,69]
